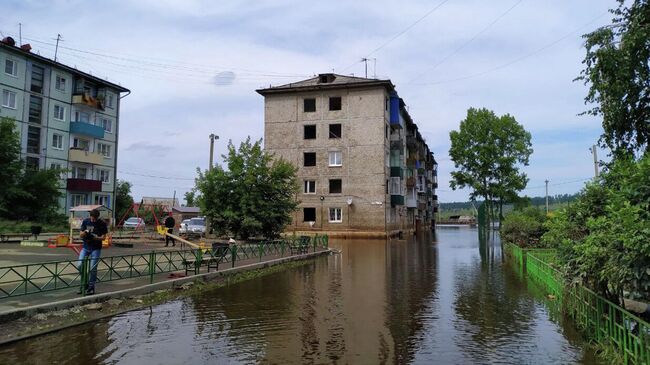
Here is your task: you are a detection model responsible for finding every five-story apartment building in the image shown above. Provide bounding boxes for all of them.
[258,73,437,236]
[0,37,129,220]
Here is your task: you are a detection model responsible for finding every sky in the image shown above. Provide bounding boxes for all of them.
[1,0,615,203]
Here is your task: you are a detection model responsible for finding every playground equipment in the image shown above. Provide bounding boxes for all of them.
[115,202,171,239]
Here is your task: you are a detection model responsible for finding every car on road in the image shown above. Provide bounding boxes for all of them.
[179,219,191,234]
[122,217,145,229]
[186,217,206,235]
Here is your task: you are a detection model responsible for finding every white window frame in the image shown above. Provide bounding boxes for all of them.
[107,94,114,109]
[389,177,403,195]
[97,142,111,158]
[328,207,343,223]
[328,151,342,167]
[52,133,64,150]
[96,168,110,183]
[4,59,17,77]
[53,105,65,121]
[74,111,91,123]
[71,167,88,179]
[72,137,90,151]
[94,194,111,207]
[98,117,112,133]
[55,75,66,91]
[2,89,17,109]
[304,180,316,194]
[71,194,86,207]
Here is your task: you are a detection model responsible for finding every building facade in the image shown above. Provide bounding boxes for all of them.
[0,38,129,221]
[258,73,438,236]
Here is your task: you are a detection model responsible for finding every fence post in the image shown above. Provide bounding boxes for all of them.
[313,234,318,252]
[259,242,263,262]
[231,244,237,268]
[281,240,285,257]
[149,251,155,284]
[80,257,89,295]
[195,249,202,275]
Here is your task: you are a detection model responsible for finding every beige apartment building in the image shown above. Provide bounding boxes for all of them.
[257,73,438,237]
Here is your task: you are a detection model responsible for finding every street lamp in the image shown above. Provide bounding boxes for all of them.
[209,134,219,171]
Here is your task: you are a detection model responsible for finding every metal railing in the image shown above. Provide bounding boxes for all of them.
[522,249,650,365]
[0,235,329,299]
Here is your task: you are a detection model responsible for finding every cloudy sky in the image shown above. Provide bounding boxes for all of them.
[2,0,614,203]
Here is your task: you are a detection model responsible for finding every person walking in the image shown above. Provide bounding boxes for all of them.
[78,209,108,295]
[164,214,176,247]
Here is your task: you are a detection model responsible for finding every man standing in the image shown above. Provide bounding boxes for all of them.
[164,214,176,247]
[78,209,108,295]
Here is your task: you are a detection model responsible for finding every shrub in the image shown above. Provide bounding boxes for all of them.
[501,207,547,247]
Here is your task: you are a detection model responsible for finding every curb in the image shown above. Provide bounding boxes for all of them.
[0,250,331,324]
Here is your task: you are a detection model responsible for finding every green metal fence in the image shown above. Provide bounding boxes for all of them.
[0,235,329,299]
[518,249,650,365]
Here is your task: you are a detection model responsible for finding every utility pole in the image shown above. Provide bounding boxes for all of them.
[361,58,368,78]
[18,23,22,46]
[209,133,219,171]
[54,34,61,62]
[591,145,599,178]
[545,180,549,214]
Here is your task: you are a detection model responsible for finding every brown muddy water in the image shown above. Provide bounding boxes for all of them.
[0,227,598,364]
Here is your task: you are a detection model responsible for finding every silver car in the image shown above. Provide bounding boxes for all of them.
[187,217,206,235]
[179,219,191,234]
[123,217,145,229]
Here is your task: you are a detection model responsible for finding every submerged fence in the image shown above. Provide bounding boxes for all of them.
[505,243,650,365]
[0,235,329,299]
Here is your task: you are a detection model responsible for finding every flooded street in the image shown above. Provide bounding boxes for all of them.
[0,227,597,364]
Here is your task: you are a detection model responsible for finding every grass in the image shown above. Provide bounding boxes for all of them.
[0,219,68,234]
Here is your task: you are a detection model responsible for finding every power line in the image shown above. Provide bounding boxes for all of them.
[405,10,609,86]
[407,0,524,83]
[337,0,451,73]
[117,170,195,181]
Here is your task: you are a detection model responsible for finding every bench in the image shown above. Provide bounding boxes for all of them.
[182,244,230,275]
[289,236,311,255]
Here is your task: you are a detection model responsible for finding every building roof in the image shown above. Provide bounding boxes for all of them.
[172,206,201,214]
[0,38,129,93]
[140,197,180,209]
[256,73,394,95]
[70,204,111,212]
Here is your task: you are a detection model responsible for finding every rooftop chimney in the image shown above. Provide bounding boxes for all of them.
[20,43,32,52]
[1,37,15,46]
[318,73,336,84]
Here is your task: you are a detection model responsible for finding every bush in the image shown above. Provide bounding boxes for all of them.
[501,207,547,247]
[0,218,68,234]
[542,155,650,302]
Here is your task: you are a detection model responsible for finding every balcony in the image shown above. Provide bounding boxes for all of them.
[406,195,417,208]
[390,167,403,178]
[390,195,404,206]
[67,178,102,192]
[72,92,105,111]
[70,121,105,139]
[406,176,416,188]
[389,93,403,129]
[69,148,104,165]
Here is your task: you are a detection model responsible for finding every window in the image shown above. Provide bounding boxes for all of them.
[55,75,66,91]
[50,163,62,170]
[98,117,112,132]
[107,94,114,109]
[94,194,110,207]
[328,151,342,166]
[54,105,65,120]
[4,59,17,77]
[97,143,111,158]
[329,208,342,223]
[303,98,316,112]
[329,179,342,194]
[303,125,316,139]
[304,180,316,194]
[71,194,86,207]
[1,90,16,109]
[385,97,389,111]
[28,95,42,124]
[329,124,341,139]
[27,126,40,154]
[389,177,402,195]
[329,96,342,111]
[52,133,64,150]
[30,65,45,94]
[71,166,88,179]
[26,157,39,170]
[96,169,110,183]
[304,152,316,167]
[73,138,90,151]
[303,207,316,222]
[74,111,91,123]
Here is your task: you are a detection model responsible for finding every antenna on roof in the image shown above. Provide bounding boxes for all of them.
[54,34,62,62]
[18,23,22,46]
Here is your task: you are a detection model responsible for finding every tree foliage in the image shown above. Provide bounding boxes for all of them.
[577,0,650,155]
[542,155,650,302]
[184,190,197,207]
[115,180,134,221]
[0,117,64,222]
[501,207,548,248]
[449,108,533,225]
[196,138,299,239]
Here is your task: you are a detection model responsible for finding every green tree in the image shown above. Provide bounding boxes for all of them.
[0,118,23,217]
[449,108,532,228]
[577,0,650,155]
[115,180,134,222]
[196,138,299,239]
[184,190,196,207]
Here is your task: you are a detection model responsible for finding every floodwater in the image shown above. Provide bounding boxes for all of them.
[0,227,598,364]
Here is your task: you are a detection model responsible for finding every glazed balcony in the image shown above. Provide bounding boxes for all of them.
[69,148,104,165]
[72,92,105,111]
[70,121,104,139]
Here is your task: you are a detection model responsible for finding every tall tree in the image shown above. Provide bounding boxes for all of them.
[184,190,196,207]
[196,138,299,239]
[577,0,650,156]
[115,180,134,222]
[0,118,23,217]
[449,108,532,227]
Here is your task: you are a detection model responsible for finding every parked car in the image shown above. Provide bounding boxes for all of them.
[179,219,191,234]
[123,217,146,229]
[187,217,206,235]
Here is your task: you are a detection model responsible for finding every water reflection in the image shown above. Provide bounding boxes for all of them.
[0,228,598,364]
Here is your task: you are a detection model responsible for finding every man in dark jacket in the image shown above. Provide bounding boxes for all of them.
[164,214,176,247]
[78,209,108,295]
